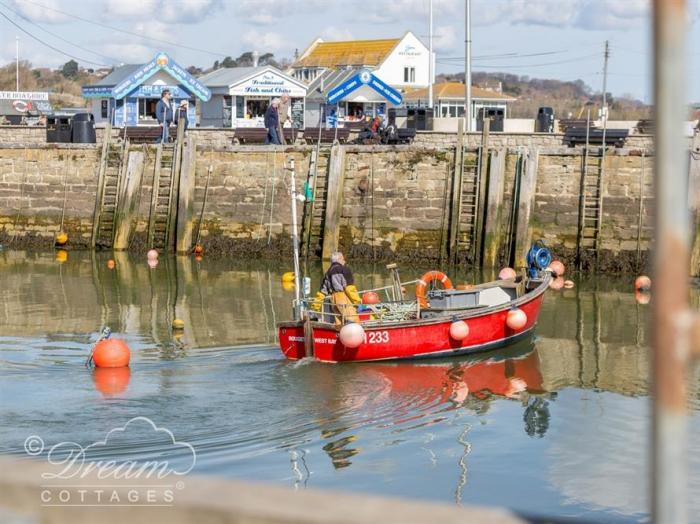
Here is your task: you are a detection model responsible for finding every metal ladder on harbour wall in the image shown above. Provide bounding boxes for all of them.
[300,148,330,260]
[577,146,604,266]
[91,128,129,249]
[452,147,483,262]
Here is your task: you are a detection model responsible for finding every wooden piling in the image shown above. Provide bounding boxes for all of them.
[482,148,506,269]
[321,144,346,262]
[113,150,145,250]
[176,137,197,254]
[688,133,700,276]
[166,121,186,251]
[447,119,465,265]
[513,148,539,268]
[473,118,490,266]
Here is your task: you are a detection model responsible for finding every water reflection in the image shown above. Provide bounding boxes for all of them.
[2,250,700,521]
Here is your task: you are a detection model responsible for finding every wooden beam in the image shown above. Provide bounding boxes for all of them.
[473,118,490,266]
[176,137,197,254]
[689,133,700,276]
[113,150,145,250]
[513,148,539,269]
[321,144,346,262]
[482,148,506,269]
[448,119,465,265]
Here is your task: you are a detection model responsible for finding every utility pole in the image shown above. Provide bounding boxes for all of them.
[596,39,610,258]
[601,40,609,127]
[428,0,433,109]
[15,36,19,92]
[464,0,472,131]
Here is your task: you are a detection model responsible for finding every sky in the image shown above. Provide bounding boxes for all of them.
[0,0,699,103]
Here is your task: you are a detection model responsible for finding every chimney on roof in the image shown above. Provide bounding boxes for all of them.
[252,51,259,67]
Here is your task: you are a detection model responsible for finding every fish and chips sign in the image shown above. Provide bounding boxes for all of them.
[233,71,306,97]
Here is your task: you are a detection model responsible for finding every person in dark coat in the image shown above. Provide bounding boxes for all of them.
[155,89,173,143]
[264,99,281,145]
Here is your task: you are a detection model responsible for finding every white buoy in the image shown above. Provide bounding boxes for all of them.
[339,323,365,348]
[449,320,469,341]
[506,308,527,331]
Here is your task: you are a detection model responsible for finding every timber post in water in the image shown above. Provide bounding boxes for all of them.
[113,149,145,250]
[176,137,197,255]
[513,147,539,269]
[482,148,507,269]
[321,143,346,263]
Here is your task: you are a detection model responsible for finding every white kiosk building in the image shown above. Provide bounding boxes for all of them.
[198,66,307,128]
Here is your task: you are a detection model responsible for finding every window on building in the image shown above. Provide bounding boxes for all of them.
[404,67,415,83]
[101,100,108,118]
[138,98,158,121]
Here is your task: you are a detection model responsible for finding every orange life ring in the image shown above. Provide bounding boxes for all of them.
[415,270,453,308]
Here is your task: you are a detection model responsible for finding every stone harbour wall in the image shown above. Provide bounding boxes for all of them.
[0,139,659,272]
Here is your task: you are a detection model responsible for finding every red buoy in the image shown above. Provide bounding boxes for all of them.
[506,308,528,331]
[92,339,131,368]
[362,291,380,304]
[194,244,204,255]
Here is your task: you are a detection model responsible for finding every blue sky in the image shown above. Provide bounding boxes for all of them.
[0,0,698,103]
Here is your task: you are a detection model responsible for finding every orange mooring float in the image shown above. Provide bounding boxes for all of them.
[93,339,131,368]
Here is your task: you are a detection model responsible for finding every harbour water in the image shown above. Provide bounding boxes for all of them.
[2,250,700,522]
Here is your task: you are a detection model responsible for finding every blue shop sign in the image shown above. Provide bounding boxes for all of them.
[327,69,402,105]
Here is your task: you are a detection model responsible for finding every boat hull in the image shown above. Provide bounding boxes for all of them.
[278,279,548,363]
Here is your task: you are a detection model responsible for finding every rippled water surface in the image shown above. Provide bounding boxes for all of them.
[2,250,700,522]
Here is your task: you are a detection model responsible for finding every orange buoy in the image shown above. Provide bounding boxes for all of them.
[194,244,204,255]
[194,255,203,263]
[362,291,380,304]
[449,320,469,341]
[92,339,131,368]
[55,232,68,246]
[93,367,130,397]
[415,270,453,308]
[498,267,517,280]
[549,276,565,290]
[106,259,115,269]
[506,308,528,331]
[635,275,651,291]
[635,290,651,305]
[548,260,565,277]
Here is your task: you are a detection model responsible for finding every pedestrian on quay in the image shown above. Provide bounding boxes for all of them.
[264,98,281,145]
[277,93,290,145]
[155,89,174,143]
[174,100,189,133]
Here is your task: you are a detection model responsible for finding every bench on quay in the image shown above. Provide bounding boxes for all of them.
[563,127,629,147]
[301,127,351,144]
[232,128,298,144]
[123,126,173,143]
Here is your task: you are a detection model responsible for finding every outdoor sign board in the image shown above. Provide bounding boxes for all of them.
[327,69,402,105]
[233,71,306,97]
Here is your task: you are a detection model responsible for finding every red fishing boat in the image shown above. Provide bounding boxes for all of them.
[278,245,554,363]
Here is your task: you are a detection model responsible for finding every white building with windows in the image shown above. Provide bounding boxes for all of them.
[289,32,431,126]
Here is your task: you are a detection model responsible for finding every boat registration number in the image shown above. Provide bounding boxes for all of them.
[366,331,390,344]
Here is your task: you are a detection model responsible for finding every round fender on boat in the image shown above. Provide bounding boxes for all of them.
[548,260,565,277]
[635,275,651,291]
[498,267,517,280]
[506,308,528,331]
[549,276,564,290]
[449,320,469,341]
[362,291,380,304]
[93,339,131,368]
[147,249,159,260]
[339,323,365,348]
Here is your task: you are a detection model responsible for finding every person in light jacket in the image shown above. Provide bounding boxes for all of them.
[155,89,174,143]
[174,100,189,132]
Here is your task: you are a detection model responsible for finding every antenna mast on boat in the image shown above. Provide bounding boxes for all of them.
[288,158,302,312]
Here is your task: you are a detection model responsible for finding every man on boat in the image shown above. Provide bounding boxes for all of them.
[313,252,361,323]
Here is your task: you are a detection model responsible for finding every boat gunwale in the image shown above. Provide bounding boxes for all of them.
[277,272,552,332]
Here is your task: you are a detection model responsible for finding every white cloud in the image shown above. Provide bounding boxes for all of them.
[240,30,286,53]
[104,0,222,23]
[320,26,354,42]
[100,43,155,64]
[235,0,326,25]
[433,24,457,51]
[7,0,68,23]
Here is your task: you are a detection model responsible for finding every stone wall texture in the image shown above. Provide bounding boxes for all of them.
[0,138,658,271]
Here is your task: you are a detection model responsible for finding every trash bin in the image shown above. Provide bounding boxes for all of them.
[536,107,555,133]
[388,108,408,128]
[47,116,73,143]
[407,108,433,130]
[477,108,504,132]
[71,112,96,143]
